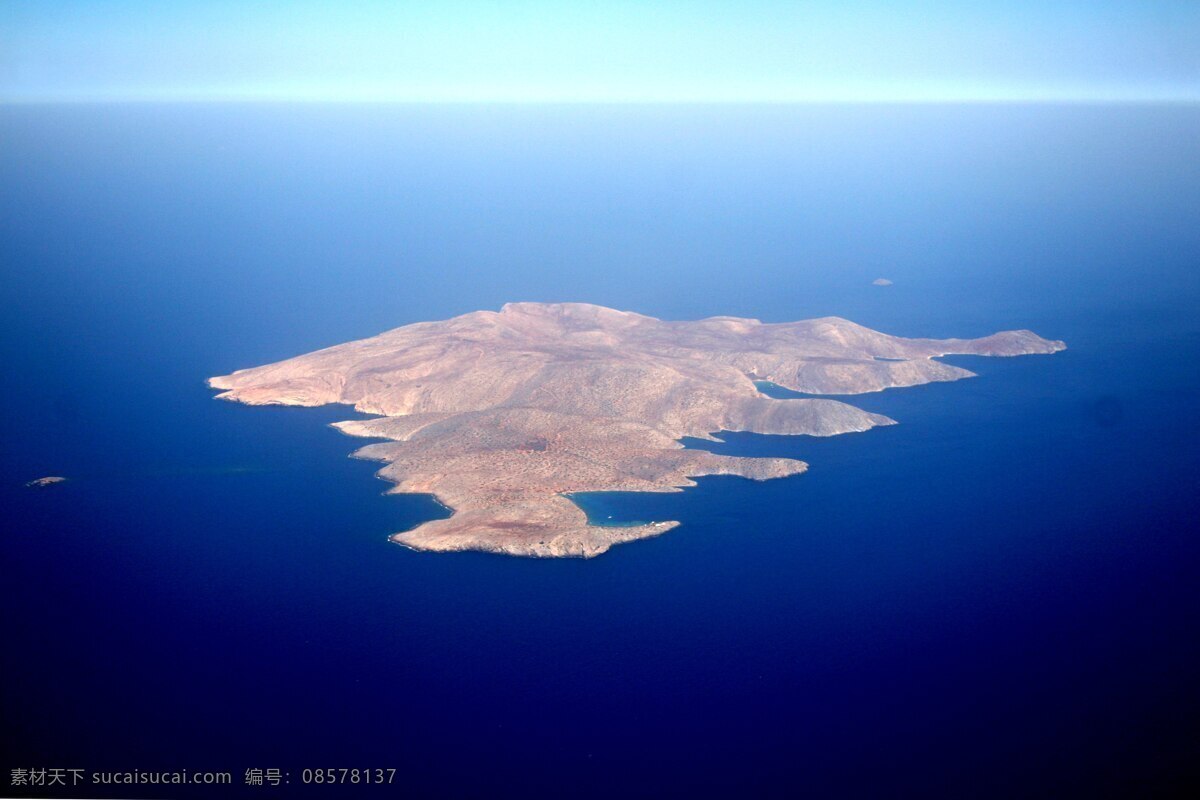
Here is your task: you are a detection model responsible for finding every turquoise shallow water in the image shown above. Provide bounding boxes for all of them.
[2,104,1198,797]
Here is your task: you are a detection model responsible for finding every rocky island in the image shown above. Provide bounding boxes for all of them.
[25,476,67,488]
[209,303,1065,557]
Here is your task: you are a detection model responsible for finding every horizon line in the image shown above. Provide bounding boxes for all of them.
[4,97,1199,107]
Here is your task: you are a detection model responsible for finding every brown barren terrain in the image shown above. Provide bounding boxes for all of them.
[209,302,1065,557]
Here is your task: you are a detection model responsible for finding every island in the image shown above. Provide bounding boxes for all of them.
[209,302,1065,557]
[25,476,67,488]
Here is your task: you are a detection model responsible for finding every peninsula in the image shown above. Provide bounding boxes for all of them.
[209,303,1065,557]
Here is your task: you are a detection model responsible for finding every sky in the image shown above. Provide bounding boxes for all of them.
[1,1,1198,103]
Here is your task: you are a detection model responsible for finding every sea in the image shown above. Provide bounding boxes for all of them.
[2,104,1198,798]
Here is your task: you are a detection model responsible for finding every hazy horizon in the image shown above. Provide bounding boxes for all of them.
[3,1,1198,104]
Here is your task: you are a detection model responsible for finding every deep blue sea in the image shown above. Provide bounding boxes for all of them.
[2,104,1198,798]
